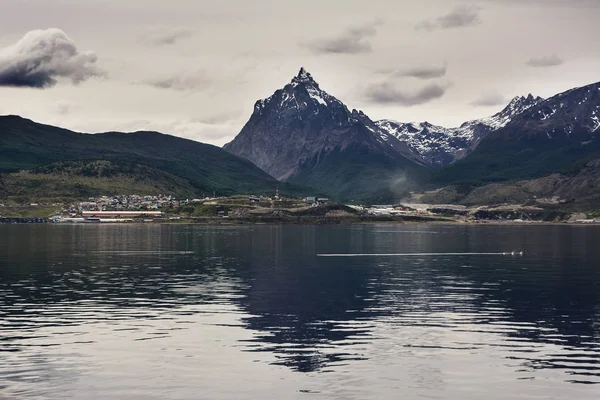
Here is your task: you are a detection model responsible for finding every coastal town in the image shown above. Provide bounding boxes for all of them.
[0,193,598,224]
[0,192,431,223]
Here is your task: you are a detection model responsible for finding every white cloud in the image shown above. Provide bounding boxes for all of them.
[0,28,102,88]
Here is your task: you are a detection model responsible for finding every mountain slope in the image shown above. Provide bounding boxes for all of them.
[421,159,600,210]
[376,94,544,167]
[224,68,425,201]
[434,81,600,184]
[0,115,293,197]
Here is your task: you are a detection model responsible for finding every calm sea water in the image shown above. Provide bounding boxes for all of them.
[1,224,599,399]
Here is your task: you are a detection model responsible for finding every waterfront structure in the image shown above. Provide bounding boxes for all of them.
[81,211,163,219]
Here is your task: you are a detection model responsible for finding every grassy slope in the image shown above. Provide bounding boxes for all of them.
[0,116,307,198]
[288,144,427,203]
[0,205,62,218]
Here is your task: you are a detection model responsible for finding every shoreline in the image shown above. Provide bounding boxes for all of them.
[2,215,600,226]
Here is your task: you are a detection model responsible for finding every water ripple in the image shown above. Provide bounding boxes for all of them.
[0,224,599,399]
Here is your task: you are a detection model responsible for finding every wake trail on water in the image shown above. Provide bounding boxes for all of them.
[87,251,195,255]
[372,231,439,234]
[317,252,525,257]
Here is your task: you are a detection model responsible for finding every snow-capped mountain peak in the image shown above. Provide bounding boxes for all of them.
[512,81,600,135]
[474,94,544,130]
[376,94,545,167]
[225,68,408,181]
[253,68,338,116]
[500,94,544,118]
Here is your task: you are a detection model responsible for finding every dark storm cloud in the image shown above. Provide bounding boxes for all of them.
[141,71,210,91]
[364,81,450,106]
[526,55,564,67]
[416,5,482,31]
[470,91,506,106]
[0,28,102,88]
[304,21,381,54]
[139,26,194,47]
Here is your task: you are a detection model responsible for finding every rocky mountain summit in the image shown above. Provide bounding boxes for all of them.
[491,83,600,140]
[224,68,411,180]
[224,68,424,201]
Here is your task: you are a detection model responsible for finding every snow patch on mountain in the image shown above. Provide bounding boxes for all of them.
[306,86,328,106]
[591,113,599,132]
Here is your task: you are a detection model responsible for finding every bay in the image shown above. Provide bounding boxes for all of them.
[1,224,599,399]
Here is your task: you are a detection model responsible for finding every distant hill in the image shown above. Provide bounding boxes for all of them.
[0,115,304,201]
[224,68,426,202]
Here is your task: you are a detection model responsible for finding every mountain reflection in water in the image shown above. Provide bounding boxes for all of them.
[0,224,599,399]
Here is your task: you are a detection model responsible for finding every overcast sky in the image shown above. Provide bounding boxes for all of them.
[0,0,599,145]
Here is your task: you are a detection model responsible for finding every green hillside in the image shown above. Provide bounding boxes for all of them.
[433,126,600,186]
[0,115,306,200]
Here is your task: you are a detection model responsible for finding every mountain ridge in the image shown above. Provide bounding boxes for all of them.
[376,94,544,167]
[434,81,600,184]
